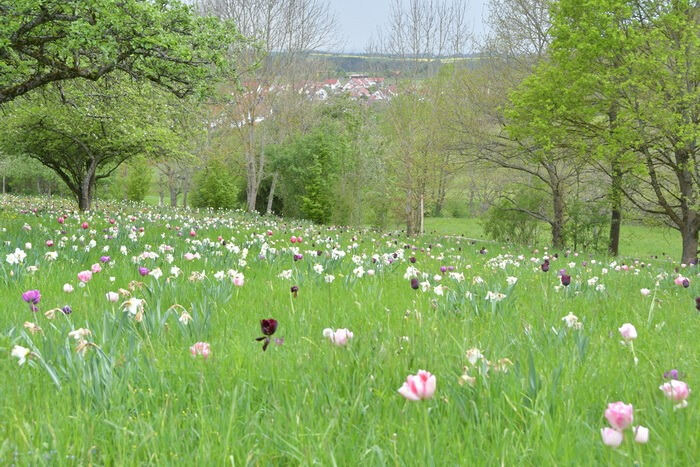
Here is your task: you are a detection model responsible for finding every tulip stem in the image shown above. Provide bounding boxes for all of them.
[424,406,434,466]
[629,342,638,366]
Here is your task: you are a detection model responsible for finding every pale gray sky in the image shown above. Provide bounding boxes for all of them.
[325,0,489,53]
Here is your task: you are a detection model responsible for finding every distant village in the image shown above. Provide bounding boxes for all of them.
[308,75,398,102]
[248,74,398,104]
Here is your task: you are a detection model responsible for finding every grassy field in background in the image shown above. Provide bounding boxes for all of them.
[142,191,682,261]
[422,217,680,261]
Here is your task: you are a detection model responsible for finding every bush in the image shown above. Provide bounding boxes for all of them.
[443,198,470,218]
[191,159,238,210]
[125,156,152,202]
[565,199,608,252]
[482,188,546,245]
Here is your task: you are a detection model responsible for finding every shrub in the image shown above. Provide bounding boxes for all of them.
[191,159,238,210]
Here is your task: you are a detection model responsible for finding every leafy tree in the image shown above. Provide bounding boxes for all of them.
[191,158,239,209]
[507,0,699,262]
[0,0,240,103]
[277,124,346,224]
[0,74,187,210]
[125,156,153,202]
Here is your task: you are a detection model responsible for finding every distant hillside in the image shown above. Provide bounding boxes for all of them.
[309,52,484,77]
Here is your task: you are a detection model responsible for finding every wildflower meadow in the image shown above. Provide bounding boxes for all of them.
[1,195,698,465]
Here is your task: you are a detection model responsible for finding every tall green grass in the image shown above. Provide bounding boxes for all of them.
[0,196,697,465]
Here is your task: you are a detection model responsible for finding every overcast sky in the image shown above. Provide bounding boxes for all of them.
[325,0,489,53]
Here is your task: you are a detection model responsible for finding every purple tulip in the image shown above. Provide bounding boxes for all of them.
[664,369,680,379]
[440,266,447,273]
[22,290,41,305]
[62,305,72,315]
[138,267,150,276]
[541,261,550,272]
[100,256,111,263]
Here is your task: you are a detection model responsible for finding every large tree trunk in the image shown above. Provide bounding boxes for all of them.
[77,158,98,211]
[680,219,698,265]
[266,172,278,215]
[551,187,566,249]
[608,164,623,256]
[169,186,178,207]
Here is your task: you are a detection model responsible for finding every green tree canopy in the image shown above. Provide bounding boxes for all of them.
[0,0,241,103]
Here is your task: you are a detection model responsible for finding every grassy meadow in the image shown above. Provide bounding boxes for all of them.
[0,195,697,465]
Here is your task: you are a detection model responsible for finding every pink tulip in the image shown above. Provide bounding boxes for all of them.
[106,292,119,302]
[618,323,637,341]
[290,236,297,243]
[77,270,93,283]
[600,427,624,447]
[674,275,686,286]
[91,263,102,274]
[398,370,436,401]
[297,236,303,243]
[46,240,54,247]
[323,328,354,346]
[233,274,244,287]
[81,222,89,229]
[190,230,196,237]
[57,217,65,224]
[189,342,211,359]
[184,252,195,261]
[604,401,634,430]
[659,380,690,403]
[633,426,649,444]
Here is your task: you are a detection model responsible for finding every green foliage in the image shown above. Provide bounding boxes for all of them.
[0,0,241,103]
[483,188,546,245]
[0,73,202,210]
[277,124,348,224]
[125,157,153,202]
[191,159,238,210]
[565,199,609,253]
[443,199,470,218]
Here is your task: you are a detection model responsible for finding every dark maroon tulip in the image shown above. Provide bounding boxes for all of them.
[291,285,298,297]
[682,278,689,288]
[561,274,571,286]
[293,254,303,261]
[410,278,419,290]
[541,262,550,272]
[260,319,278,336]
[409,256,416,263]
[696,297,700,311]
[479,248,487,254]
[257,318,279,351]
